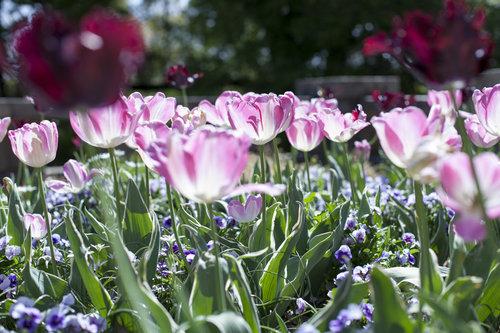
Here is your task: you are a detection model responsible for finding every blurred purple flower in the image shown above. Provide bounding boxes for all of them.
[45,305,67,332]
[13,9,144,111]
[363,0,494,89]
[5,245,21,260]
[296,298,307,314]
[371,90,415,112]
[361,302,374,322]
[165,64,203,90]
[352,228,366,244]
[402,232,416,245]
[334,245,352,265]
[10,297,42,333]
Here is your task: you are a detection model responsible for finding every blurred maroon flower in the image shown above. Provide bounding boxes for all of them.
[363,0,494,88]
[12,9,144,112]
[165,64,203,89]
[371,90,415,112]
[317,87,336,99]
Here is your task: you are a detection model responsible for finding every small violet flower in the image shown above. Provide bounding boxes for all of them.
[5,245,21,260]
[334,245,352,265]
[352,228,366,244]
[296,298,307,314]
[402,232,416,245]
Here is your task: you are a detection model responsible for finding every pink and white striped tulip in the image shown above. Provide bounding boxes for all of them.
[473,84,500,137]
[23,213,47,240]
[134,121,171,173]
[464,113,499,148]
[144,126,285,203]
[172,105,206,134]
[372,106,461,182]
[318,105,370,142]
[295,98,338,118]
[0,117,11,142]
[227,92,296,145]
[427,90,461,122]
[70,96,143,148]
[46,159,97,193]
[286,115,323,152]
[228,195,262,223]
[437,152,500,241]
[8,120,58,168]
[127,92,176,124]
[198,91,242,126]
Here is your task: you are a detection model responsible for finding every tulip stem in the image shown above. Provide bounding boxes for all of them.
[272,139,282,183]
[165,183,190,271]
[413,181,435,294]
[144,167,150,208]
[206,202,227,311]
[343,143,358,204]
[304,151,311,192]
[108,148,122,228]
[259,145,267,234]
[181,88,188,107]
[37,169,58,276]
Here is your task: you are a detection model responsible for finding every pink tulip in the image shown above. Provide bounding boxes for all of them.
[437,152,500,241]
[134,121,171,173]
[23,213,47,240]
[144,126,285,203]
[198,91,241,126]
[464,113,499,148]
[0,117,11,142]
[473,84,500,137]
[427,90,462,120]
[70,95,142,148]
[228,195,262,223]
[286,115,324,152]
[127,92,176,124]
[372,106,461,182]
[46,159,97,193]
[295,98,338,118]
[354,139,371,161]
[172,105,206,134]
[8,120,58,168]
[227,92,296,145]
[319,105,370,142]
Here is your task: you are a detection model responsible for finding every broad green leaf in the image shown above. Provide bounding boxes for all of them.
[66,214,113,317]
[190,253,229,316]
[370,267,415,333]
[123,179,153,253]
[249,202,280,252]
[259,204,304,304]
[6,185,26,246]
[22,228,67,306]
[193,312,252,333]
[225,255,261,333]
[139,212,161,284]
[476,262,500,321]
[441,276,482,321]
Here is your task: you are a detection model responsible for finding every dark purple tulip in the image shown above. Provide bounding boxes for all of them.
[165,64,202,89]
[371,90,415,112]
[363,0,494,89]
[12,9,144,112]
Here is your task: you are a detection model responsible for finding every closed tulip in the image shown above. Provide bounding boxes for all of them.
[23,213,48,240]
[227,92,295,145]
[372,106,461,182]
[318,105,370,143]
[46,159,97,194]
[286,115,323,152]
[473,84,500,137]
[144,126,284,203]
[70,95,142,148]
[464,113,499,148]
[437,152,500,241]
[8,120,58,168]
[0,117,11,142]
[227,195,262,223]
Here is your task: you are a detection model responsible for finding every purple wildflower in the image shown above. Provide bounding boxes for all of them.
[402,232,416,245]
[162,216,172,229]
[334,271,349,286]
[352,228,366,243]
[10,297,42,333]
[361,302,374,322]
[296,298,306,314]
[214,216,227,229]
[334,245,352,265]
[45,305,67,331]
[5,245,21,260]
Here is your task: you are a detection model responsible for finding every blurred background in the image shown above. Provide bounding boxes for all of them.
[1,0,500,97]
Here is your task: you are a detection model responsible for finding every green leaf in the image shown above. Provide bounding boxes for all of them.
[22,228,67,305]
[65,213,113,317]
[193,312,252,333]
[225,255,261,333]
[123,179,153,253]
[259,204,304,304]
[249,202,280,252]
[440,276,482,321]
[190,253,229,316]
[370,267,415,333]
[476,262,500,321]
[139,212,161,284]
[6,185,26,246]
